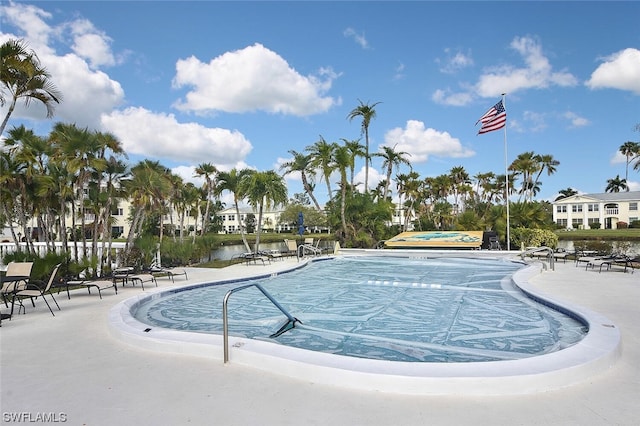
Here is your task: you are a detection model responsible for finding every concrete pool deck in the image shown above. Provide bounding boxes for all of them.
[1,253,638,425]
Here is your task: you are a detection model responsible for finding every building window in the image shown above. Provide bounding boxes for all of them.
[556,205,567,213]
[571,205,583,213]
[629,202,638,211]
[588,204,599,212]
[556,219,567,227]
[228,214,235,221]
[587,218,600,224]
[572,218,583,225]
[111,226,124,238]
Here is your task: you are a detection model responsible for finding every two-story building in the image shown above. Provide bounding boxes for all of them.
[552,191,640,229]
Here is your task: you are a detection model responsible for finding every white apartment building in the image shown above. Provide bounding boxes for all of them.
[552,191,640,229]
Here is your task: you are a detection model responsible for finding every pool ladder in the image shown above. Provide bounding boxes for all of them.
[520,246,555,270]
[222,283,300,363]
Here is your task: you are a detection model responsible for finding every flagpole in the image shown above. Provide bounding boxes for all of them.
[502,93,510,250]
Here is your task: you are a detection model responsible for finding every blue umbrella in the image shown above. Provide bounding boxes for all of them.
[297,212,304,236]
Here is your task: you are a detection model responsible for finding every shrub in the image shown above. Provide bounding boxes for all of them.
[589,222,601,229]
[630,220,640,228]
[511,227,558,249]
[585,240,613,255]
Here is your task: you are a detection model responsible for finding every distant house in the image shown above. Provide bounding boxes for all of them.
[552,191,640,229]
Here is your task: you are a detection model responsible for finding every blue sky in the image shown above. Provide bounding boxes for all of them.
[1,1,639,207]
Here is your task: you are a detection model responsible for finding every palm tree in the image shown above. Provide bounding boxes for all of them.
[0,39,62,136]
[449,166,471,213]
[509,152,538,202]
[347,99,381,191]
[620,141,640,184]
[333,145,352,239]
[341,138,365,188]
[375,144,411,200]
[239,170,288,253]
[279,150,322,211]
[215,168,254,252]
[606,175,628,193]
[194,162,218,235]
[306,136,337,200]
[532,154,560,196]
[555,187,578,201]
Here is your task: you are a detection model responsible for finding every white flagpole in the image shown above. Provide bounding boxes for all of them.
[502,93,510,250]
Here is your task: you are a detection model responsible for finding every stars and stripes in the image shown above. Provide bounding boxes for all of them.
[476,100,506,134]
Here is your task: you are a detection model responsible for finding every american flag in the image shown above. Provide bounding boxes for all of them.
[476,100,506,134]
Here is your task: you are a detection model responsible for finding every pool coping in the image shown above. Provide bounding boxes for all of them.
[108,251,621,396]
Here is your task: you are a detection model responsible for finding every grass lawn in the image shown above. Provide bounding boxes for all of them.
[555,228,640,241]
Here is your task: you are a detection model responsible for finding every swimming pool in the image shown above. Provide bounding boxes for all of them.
[109,251,621,395]
[132,256,586,362]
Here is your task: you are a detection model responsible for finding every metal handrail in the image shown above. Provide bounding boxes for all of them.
[222,283,300,363]
[520,246,555,271]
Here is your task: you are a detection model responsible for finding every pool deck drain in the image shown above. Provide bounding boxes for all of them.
[1,250,638,425]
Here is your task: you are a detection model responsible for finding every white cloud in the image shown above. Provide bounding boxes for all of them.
[0,2,124,129]
[586,48,640,95]
[101,107,253,168]
[523,110,547,132]
[393,62,406,81]
[0,2,53,50]
[431,89,474,107]
[383,120,475,163]
[563,111,590,128]
[343,27,370,49]
[476,37,578,98]
[172,43,340,116]
[433,36,578,106]
[438,48,474,74]
[610,151,626,165]
[68,18,117,68]
[354,166,383,192]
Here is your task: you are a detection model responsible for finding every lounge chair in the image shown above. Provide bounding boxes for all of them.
[258,250,283,261]
[64,271,118,299]
[231,252,270,266]
[1,262,33,308]
[13,264,62,316]
[282,239,299,258]
[552,249,569,263]
[128,273,157,290]
[149,265,188,282]
[587,256,635,273]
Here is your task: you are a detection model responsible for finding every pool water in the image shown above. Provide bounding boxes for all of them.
[133,256,587,362]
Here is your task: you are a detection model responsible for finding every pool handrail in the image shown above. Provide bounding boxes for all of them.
[222,283,300,363]
[520,246,555,270]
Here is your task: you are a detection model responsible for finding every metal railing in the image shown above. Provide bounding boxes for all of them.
[222,283,300,363]
[520,246,555,270]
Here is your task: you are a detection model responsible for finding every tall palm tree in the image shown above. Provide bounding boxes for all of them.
[347,99,381,191]
[341,138,365,188]
[239,170,288,253]
[279,150,322,211]
[605,175,628,193]
[194,162,218,235]
[306,136,337,200]
[449,166,471,213]
[532,153,560,196]
[375,144,411,200]
[333,145,352,238]
[0,39,62,136]
[509,151,538,202]
[620,141,640,184]
[215,168,254,252]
